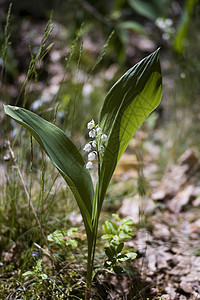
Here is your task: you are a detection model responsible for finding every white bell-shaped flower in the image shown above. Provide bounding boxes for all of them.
[83,143,92,152]
[86,161,93,169]
[96,127,102,135]
[88,152,96,161]
[87,119,95,130]
[89,129,96,138]
[101,134,108,142]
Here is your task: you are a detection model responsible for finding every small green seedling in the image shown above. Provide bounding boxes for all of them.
[102,214,137,274]
[4,49,162,299]
[47,227,82,248]
[22,259,48,281]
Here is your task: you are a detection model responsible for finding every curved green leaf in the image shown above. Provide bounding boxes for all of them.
[4,105,94,236]
[98,49,162,209]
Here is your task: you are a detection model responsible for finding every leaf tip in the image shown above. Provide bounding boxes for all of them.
[4,105,21,115]
[3,104,9,114]
[153,47,161,59]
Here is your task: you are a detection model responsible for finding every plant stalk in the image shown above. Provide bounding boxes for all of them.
[85,219,98,300]
[85,152,101,300]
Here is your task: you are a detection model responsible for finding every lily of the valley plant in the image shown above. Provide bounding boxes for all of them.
[4,49,162,299]
[83,119,108,170]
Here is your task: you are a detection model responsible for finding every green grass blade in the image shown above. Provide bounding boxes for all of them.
[98,49,162,209]
[4,105,94,235]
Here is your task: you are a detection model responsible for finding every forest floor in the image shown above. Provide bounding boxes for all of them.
[110,145,200,299]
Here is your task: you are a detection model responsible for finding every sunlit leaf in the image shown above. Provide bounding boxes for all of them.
[125,252,137,260]
[98,49,162,209]
[4,105,94,236]
[47,230,66,246]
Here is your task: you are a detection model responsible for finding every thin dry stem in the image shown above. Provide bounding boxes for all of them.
[7,140,47,244]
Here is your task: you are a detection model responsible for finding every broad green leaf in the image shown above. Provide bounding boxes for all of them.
[4,105,94,236]
[98,49,162,209]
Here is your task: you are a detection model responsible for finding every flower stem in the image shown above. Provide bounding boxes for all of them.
[85,222,98,300]
[85,151,101,300]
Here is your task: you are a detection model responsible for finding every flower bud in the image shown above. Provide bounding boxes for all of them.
[87,119,95,130]
[99,145,105,153]
[92,140,97,148]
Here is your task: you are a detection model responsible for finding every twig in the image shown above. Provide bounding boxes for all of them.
[7,140,47,244]
[34,242,55,262]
